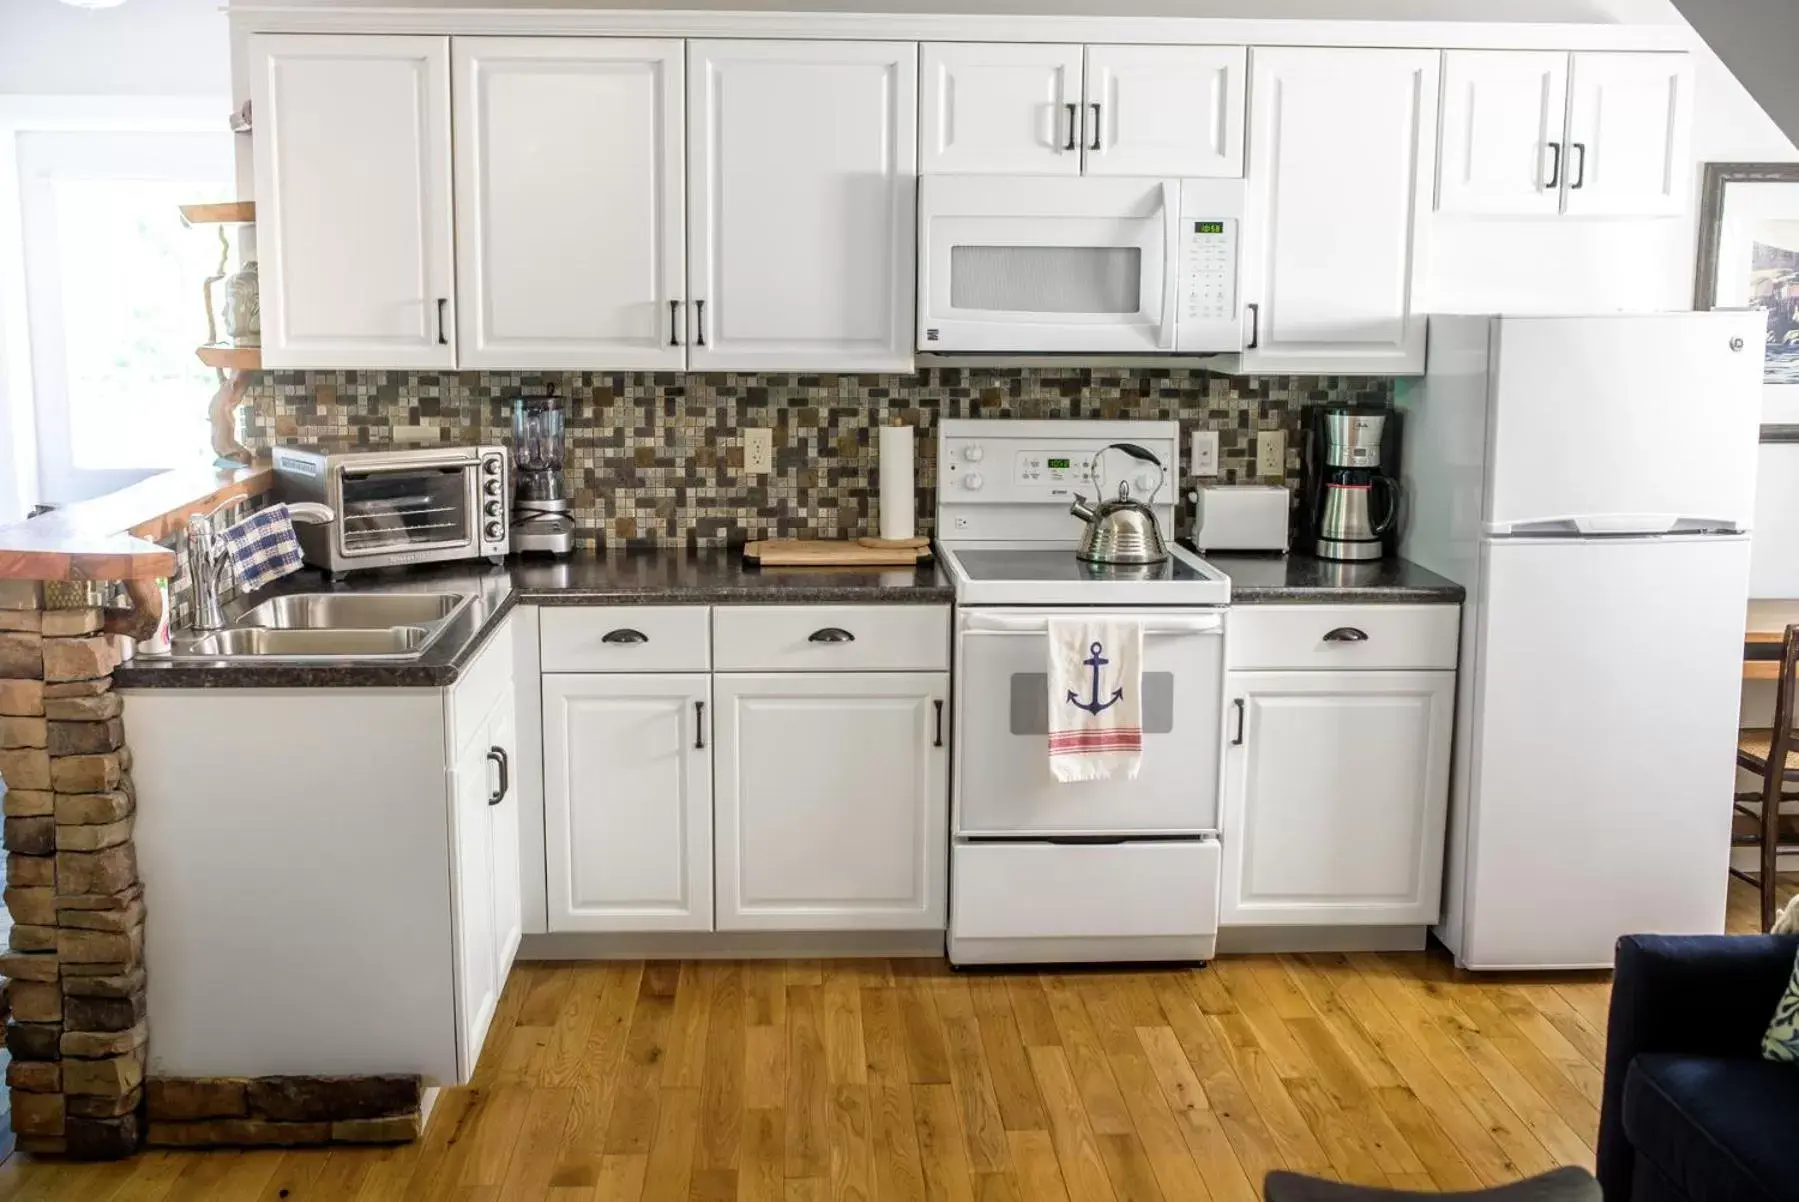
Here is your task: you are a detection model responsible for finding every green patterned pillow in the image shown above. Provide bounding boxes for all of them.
[1768,950,1799,1064]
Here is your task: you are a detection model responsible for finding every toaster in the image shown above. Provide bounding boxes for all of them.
[1190,485,1291,552]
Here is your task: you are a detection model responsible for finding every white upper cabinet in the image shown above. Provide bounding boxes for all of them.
[687,40,917,372]
[1236,47,1438,375]
[1437,49,1691,218]
[1563,52,1693,218]
[543,673,714,933]
[248,34,455,369]
[920,43,1082,176]
[1437,50,1569,217]
[713,673,948,931]
[453,38,685,370]
[1083,45,1245,178]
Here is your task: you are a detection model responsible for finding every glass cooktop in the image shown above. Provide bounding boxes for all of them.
[952,549,1214,584]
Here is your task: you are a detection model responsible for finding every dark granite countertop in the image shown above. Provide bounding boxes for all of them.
[1196,548,1465,604]
[116,550,952,689]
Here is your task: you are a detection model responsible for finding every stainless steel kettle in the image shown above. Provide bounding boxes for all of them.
[1069,443,1170,565]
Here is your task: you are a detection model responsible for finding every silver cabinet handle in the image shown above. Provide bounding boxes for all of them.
[809,627,855,643]
[695,299,707,347]
[1545,141,1562,189]
[694,700,706,750]
[1323,627,1369,642]
[1088,102,1101,151]
[1231,698,1245,746]
[436,298,448,345]
[602,628,648,645]
[487,747,509,805]
[1063,102,1078,151]
[669,300,682,347]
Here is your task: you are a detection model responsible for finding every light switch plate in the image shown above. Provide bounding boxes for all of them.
[745,428,773,474]
[1190,430,1219,477]
[1256,430,1286,479]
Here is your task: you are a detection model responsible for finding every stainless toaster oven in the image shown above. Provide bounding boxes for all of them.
[272,445,510,575]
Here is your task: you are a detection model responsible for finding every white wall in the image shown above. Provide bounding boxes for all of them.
[0,0,229,97]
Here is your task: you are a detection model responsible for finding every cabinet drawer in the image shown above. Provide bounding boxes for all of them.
[951,840,1221,941]
[1229,604,1459,671]
[539,606,711,673]
[713,606,950,672]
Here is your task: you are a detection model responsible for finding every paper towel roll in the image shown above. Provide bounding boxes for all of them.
[878,423,916,541]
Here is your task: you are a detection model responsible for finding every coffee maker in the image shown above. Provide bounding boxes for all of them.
[511,391,575,556]
[1298,404,1403,561]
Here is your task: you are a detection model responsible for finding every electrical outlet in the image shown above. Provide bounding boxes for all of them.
[1190,430,1220,477]
[1256,430,1286,479]
[745,428,773,474]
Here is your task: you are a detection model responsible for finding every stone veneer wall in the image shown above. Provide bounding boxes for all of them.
[0,580,426,1158]
[241,367,1394,548]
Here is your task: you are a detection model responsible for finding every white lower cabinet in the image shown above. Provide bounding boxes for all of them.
[1222,668,1454,926]
[713,673,948,930]
[543,673,714,931]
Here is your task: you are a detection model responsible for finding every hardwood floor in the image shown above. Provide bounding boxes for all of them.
[0,875,1790,1201]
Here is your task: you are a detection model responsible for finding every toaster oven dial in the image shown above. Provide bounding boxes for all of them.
[484,521,504,541]
[483,478,502,497]
[484,500,502,518]
[482,457,502,477]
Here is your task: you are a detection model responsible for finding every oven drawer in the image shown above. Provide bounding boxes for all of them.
[1228,604,1460,671]
[713,606,950,672]
[951,840,1221,942]
[539,606,712,673]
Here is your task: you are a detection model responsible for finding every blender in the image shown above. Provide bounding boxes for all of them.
[511,391,575,555]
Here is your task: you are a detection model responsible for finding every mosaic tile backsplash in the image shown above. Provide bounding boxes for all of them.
[240,369,1393,550]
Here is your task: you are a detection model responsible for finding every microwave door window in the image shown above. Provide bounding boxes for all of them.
[950,245,1142,315]
[339,469,470,555]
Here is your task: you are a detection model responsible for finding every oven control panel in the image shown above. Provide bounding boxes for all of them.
[938,420,1179,540]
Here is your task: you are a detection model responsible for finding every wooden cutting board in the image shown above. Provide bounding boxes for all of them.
[744,538,932,566]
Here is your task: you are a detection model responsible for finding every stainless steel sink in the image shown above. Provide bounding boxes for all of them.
[234,592,469,631]
[168,590,475,662]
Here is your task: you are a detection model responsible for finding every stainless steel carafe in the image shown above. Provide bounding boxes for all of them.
[1317,478,1399,561]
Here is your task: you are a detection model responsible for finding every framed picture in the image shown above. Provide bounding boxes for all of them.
[1695,162,1799,422]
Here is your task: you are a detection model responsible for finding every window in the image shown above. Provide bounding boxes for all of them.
[17,129,234,506]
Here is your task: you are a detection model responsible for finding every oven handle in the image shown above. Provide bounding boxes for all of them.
[964,613,1222,636]
[338,454,483,476]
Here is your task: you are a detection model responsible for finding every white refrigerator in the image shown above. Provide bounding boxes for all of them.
[1400,312,1765,970]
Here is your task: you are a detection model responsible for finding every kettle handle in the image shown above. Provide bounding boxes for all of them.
[1372,476,1403,537]
[1092,442,1167,504]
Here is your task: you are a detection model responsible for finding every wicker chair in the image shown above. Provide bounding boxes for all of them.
[1734,621,1799,931]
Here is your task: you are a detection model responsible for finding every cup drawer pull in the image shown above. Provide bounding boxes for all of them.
[809,627,856,643]
[601,628,649,645]
[1323,627,1369,643]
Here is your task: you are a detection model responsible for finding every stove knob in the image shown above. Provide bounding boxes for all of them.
[484,478,502,497]
[962,445,985,463]
[963,473,984,491]
[484,521,504,541]
[484,500,502,518]
[482,458,502,477]
[1134,470,1159,493]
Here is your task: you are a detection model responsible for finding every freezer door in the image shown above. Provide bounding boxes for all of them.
[1457,536,1748,969]
[1485,312,1764,536]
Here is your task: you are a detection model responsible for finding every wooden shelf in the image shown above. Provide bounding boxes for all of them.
[181,201,256,226]
[196,343,261,371]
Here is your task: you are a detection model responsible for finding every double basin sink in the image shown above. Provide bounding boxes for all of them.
[171,592,474,662]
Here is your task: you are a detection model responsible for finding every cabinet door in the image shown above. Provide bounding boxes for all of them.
[1436,50,1568,216]
[487,694,523,980]
[248,34,454,369]
[714,673,948,931]
[450,716,500,1081]
[1237,48,1438,375]
[1221,670,1454,927]
[919,43,1082,176]
[1563,52,1692,218]
[453,38,685,370]
[1083,45,1245,178]
[687,40,917,371]
[543,674,713,932]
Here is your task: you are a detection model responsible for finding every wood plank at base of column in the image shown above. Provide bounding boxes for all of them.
[0,462,274,582]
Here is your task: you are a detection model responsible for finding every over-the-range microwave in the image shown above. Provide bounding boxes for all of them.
[917,175,1247,355]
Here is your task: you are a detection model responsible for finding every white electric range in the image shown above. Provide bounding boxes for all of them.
[935,419,1231,966]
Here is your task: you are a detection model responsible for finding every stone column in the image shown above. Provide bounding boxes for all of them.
[0,580,144,1159]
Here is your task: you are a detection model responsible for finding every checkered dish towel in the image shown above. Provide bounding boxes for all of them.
[223,504,306,593]
[1047,617,1144,782]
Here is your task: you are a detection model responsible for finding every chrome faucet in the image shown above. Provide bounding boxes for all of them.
[186,500,334,631]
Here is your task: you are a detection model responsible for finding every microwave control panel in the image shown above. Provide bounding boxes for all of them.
[1174,179,1246,353]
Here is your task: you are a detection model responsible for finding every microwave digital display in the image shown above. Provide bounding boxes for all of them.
[1194,221,1225,235]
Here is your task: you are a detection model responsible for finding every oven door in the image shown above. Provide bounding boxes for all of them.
[953,608,1224,837]
[333,457,478,561]
[919,176,1179,353]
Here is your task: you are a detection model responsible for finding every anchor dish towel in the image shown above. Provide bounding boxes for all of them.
[1047,617,1144,782]
[222,504,306,593]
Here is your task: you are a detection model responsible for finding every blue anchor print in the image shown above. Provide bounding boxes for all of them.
[1067,641,1125,715]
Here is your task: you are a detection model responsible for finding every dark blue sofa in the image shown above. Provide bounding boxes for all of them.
[1599,934,1799,1202]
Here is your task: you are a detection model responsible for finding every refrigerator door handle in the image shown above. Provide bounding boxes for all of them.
[1486,514,1747,537]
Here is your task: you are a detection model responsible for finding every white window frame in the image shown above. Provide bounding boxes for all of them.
[0,96,230,525]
